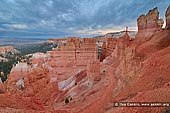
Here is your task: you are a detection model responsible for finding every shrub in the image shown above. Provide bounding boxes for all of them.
[64,98,69,104]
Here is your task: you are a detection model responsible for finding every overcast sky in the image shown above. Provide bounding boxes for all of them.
[0,0,169,38]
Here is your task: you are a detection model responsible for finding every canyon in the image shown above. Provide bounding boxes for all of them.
[0,6,170,113]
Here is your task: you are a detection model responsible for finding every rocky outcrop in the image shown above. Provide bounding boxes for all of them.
[8,62,31,81]
[158,18,164,28]
[136,30,170,59]
[112,45,170,111]
[23,67,50,97]
[0,46,19,55]
[137,14,147,30]
[0,94,45,111]
[166,5,170,29]
[107,6,170,113]
[46,37,98,81]
[12,62,31,73]
[76,38,98,66]
[110,88,170,113]
[0,78,5,93]
[87,60,100,82]
[105,32,132,59]
[106,38,117,57]
[0,46,20,62]
[4,62,32,95]
[136,7,164,43]
[47,38,98,66]
[146,7,159,29]
[137,7,163,32]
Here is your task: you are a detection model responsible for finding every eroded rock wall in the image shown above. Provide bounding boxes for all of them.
[136,7,164,43]
[166,5,170,29]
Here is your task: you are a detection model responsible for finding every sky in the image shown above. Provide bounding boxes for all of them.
[0,0,169,38]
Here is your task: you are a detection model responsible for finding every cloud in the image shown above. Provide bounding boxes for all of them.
[0,0,169,38]
[10,24,28,29]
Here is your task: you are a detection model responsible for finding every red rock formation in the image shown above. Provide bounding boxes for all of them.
[87,60,100,81]
[76,38,98,66]
[46,37,98,81]
[137,7,161,31]
[137,14,147,30]
[5,62,31,89]
[4,62,32,96]
[23,67,50,97]
[53,70,88,104]
[48,38,98,67]
[104,30,133,59]
[119,45,170,97]
[94,36,108,43]
[110,88,170,113]
[106,38,117,57]
[0,94,45,111]
[166,5,170,29]
[136,30,170,59]
[106,6,170,113]
[1,6,170,113]
[146,7,159,29]
[0,78,5,93]
[10,62,31,78]
[0,46,19,62]
[136,7,164,43]
[0,46,19,55]
[158,18,164,28]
